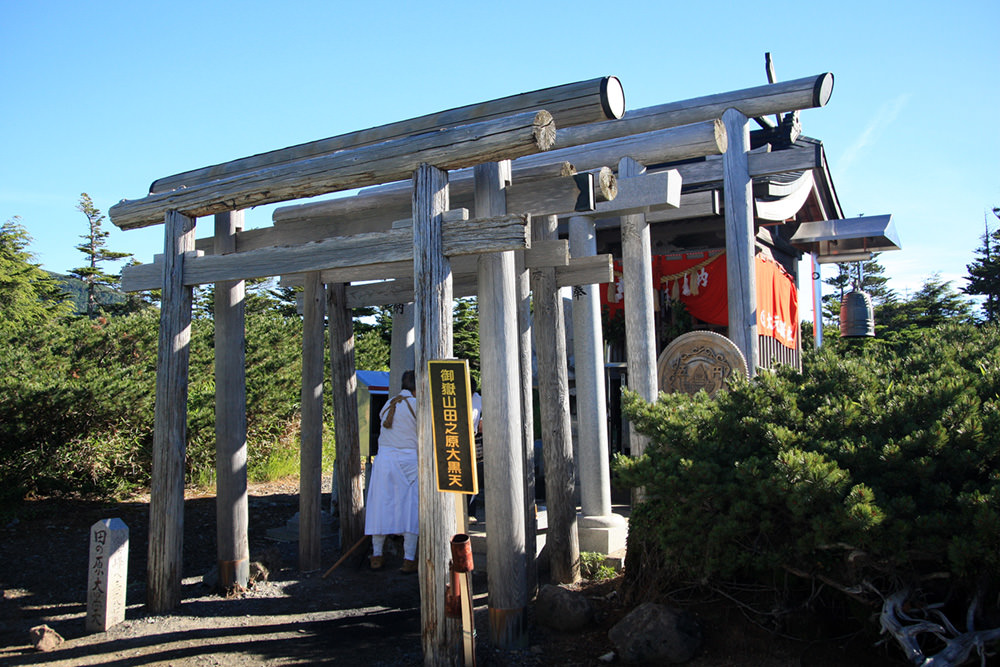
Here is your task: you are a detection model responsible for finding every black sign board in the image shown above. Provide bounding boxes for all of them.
[427,359,478,494]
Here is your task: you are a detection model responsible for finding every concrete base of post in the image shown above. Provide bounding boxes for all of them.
[577,513,628,555]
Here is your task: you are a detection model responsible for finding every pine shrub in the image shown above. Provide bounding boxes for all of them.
[616,324,1000,606]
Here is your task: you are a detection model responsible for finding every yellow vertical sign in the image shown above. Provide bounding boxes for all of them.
[427,359,478,494]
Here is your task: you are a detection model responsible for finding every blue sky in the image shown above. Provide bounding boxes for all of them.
[2,1,998,321]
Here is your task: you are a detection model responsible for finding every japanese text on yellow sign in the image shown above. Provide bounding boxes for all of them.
[428,360,477,494]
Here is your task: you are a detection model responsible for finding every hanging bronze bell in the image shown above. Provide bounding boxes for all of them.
[840,289,875,337]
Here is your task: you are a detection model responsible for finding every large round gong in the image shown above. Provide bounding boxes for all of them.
[657,331,749,397]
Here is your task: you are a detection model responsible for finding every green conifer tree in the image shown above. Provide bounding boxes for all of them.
[0,217,72,334]
[70,193,132,318]
[963,207,1000,323]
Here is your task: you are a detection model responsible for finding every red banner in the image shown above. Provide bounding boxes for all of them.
[755,256,798,348]
[599,253,798,349]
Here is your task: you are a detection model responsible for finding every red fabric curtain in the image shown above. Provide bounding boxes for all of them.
[755,256,798,349]
[599,253,798,349]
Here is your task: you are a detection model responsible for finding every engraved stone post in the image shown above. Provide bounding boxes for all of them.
[87,518,129,632]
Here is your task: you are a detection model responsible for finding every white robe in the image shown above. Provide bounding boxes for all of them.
[364,390,419,536]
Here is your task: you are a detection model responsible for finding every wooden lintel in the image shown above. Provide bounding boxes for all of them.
[121,213,529,291]
[194,170,595,257]
[562,169,681,219]
[151,77,621,195]
[110,110,554,230]
[338,251,609,309]
[645,190,720,223]
[656,142,822,189]
[554,73,832,151]
[280,238,567,292]
[554,254,614,288]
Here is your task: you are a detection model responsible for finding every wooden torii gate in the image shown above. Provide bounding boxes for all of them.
[111,71,833,663]
[113,77,628,663]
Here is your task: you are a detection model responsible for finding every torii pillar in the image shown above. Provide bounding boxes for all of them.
[618,158,658,489]
[568,214,627,554]
[721,108,759,374]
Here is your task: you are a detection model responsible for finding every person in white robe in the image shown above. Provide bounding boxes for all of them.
[365,370,419,572]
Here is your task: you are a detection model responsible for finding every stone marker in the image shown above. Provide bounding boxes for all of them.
[86,518,129,633]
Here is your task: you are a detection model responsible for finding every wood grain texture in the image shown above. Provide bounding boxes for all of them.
[111,110,554,230]
[147,210,195,612]
[335,243,593,309]
[516,119,725,176]
[554,255,614,288]
[619,158,658,467]
[722,108,759,375]
[568,215,613,518]
[411,164,461,663]
[553,73,832,150]
[121,214,529,291]
[272,161,573,227]
[276,241,570,294]
[644,190,720,223]
[213,211,249,591]
[327,283,365,549]
[299,272,325,572]
[530,214,580,585]
[150,77,620,194]
[189,170,581,259]
[569,169,681,219]
[515,248,537,596]
[475,161,529,647]
[356,120,723,205]
[590,166,617,202]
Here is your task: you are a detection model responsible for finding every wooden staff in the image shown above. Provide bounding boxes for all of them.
[322,535,371,579]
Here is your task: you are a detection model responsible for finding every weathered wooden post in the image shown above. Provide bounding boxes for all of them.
[514,250,537,596]
[299,271,325,571]
[475,161,529,647]
[618,158,658,473]
[722,108,758,374]
[531,214,580,584]
[214,210,249,590]
[327,282,364,549]
[568,214,627,553]
[412,163,461,663]
[390,303,416,395]
[147,210,195,612]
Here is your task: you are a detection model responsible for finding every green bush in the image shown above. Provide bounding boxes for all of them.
[0,306,325,504]
[580,551,616,581]
[615,324,1000,602]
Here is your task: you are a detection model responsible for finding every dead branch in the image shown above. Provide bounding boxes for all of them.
[875,587,1000,666]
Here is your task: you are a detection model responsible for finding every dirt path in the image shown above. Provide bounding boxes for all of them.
[0,482,582,666]
[0,480,902,666]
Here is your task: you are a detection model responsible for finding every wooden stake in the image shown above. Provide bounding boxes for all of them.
[321,535,371,579]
